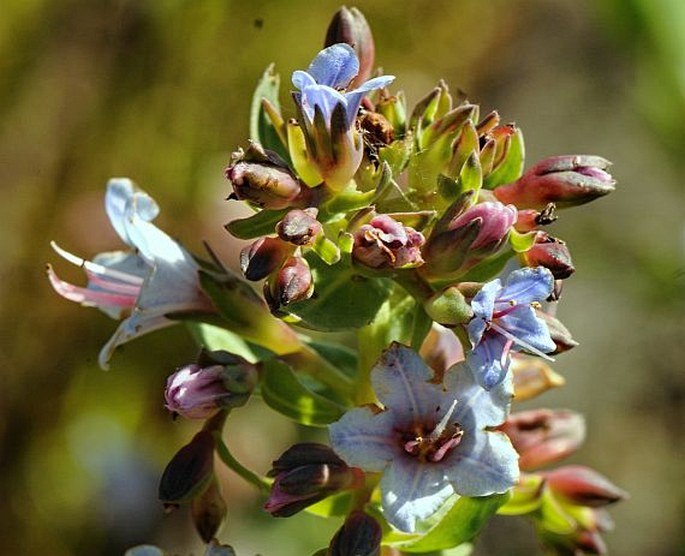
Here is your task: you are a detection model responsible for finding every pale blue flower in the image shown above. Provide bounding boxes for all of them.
[329,344,518,533]
[48,178,213,368]
[467,266,556,390]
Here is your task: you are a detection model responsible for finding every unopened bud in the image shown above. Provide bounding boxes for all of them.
[240,237,292,281]
[325,7,375,88]
[225,142,303,210]
[328,511,382,556]
[511,355,565,401]
[499,409,585,470]
[424,286,473,326]
[192,478,227,543]
[158,430,214,507]
[514,203,557,232]
[276,208,322,246]
[419,324,465,381]
[264,443,362,517]
[494,155,615,210]
[544,465,628,508]
[537,311,578,354]
[266,256,314,310]
[352,215,425,270]
[521,232,575,279]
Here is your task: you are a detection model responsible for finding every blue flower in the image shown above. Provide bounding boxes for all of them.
[467,267,556,390]
[47,178,213,369]
[291,44,394,190]
[329,344,518,533]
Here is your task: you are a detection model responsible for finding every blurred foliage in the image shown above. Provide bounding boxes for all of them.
[0,0,683,555]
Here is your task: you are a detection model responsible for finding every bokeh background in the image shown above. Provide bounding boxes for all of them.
[1,0,684,554]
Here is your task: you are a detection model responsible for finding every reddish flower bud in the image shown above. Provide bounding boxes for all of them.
[514,203,558,232]
[494,155,615,210]
[352,215,425,270]
[324,7,375,88]
[265,256,314,310]
[521,231,575,279]
[225,142,303,210]
[328,511,382,556]
[544,465,628,508]
[499,409,585,470]
[240,237,292,281]
[264,443,362,517]
[276,208,322,246]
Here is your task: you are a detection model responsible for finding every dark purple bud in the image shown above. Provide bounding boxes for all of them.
[499,409,585,470]
[521,232,575,279]
[240,237,292,281]
[544,465,629,508]
[276,208,322,246]
[266,256,314,310]
[352,214,425,270]
[191,478,227,543]
[324,7,375,88]
[225,142,303,210]
[328,511,382,556]
[264,443,362,517]
[494,155,615,209]
[158,430,214,507]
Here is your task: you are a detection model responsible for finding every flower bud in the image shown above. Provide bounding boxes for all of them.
[240,237,292,282]
[265,256,314,310]
[325,7,375,88]
[276,208,322,246]
[419,324,465,381]
[537,311,578,354]
[158,430,215,508]
[510,355,565,401]
[191,477,227,543]
[493,155,615,210]
[521,232,575,279]
[264,443,362,517]
[423,286,474,326]
[544,465,628,508]
[499,409,585,470]
[352,215,425,270]
[514,203,557,233]
[225,142,303,210]
[328,511,382,556]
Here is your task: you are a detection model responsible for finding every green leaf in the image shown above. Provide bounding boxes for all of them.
[509,229,537,253]
[483,127,525,189]
[398,494,509,553]
[311,233,341,265]
[260,359,345,426]
[286,256,392,331]
[450,248,516,284]
[305,490,355,517]
[307,341,358,379]
[457,151,482,197]
[186,322,260,363]
[225,208,288,240]
[250,64,288,160]
[498,474,544,516]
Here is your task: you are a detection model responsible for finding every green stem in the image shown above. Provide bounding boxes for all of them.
[214,434,272,495]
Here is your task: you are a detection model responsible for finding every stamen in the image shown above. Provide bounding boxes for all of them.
[51,241,145,286]
[490,321,555,361]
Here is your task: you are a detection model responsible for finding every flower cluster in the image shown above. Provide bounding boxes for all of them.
[49,6,623,555]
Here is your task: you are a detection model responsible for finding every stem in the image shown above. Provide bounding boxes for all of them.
[394,269,435,302]
[214,434,272,495]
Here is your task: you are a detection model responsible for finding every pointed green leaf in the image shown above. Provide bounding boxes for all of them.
[509,229,537,253]
[306,490,356,517]
[225,208,288,240]
[483,127,525,189]
[498,474,545,516]
[311,233,341,265]
[186,322,260,363]
[250,64,288,160]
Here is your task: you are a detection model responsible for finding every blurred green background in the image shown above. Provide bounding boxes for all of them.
[1,0,684,554]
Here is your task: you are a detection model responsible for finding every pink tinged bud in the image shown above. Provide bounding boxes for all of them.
[499,409,585,470]
[276,208,322,246]
[514,203,558,233]
[545,465,629,508]
[328,511,382,556]
[574,530,608,555]
[494,155,615,210]
[448,201,518,251]
[324,7,376,88]
[352,214,425,270]
[522,232,575,279]
[419,324,465,382]
[240,237,292,281]
[158,430,215,507]
[265,256,314,310]
[164,365,227,420]
[191,478,227,543]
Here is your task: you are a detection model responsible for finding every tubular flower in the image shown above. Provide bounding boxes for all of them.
[467,267,556,390]
[329,344,518,533]
[47,178,213,369]
[291,43,394,190]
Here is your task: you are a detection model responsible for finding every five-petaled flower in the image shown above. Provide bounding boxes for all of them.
[467,266,556,390]
[47,178,214,369]
[291,43,394,190]
[329,343,518,533]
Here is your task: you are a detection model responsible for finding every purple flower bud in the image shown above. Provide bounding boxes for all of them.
[521,231,575,279]
[264,443,362,517]
[225,143,303,210]
[352,214,425,270]
[324,7,376,88]
[449,201,518,251]
[499,409,585,470]
[544,465,629,508]
[265,256,314,310]
[276,208,322,246]
[328,511,382,556]
[494,155,615,210]
[240,237,292,282]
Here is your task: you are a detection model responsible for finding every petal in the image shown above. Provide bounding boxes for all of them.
[329,407,397,472]
[498,306,556,354]
[307,44,359,89]
[444,431,519,497]
[471,279,501,320]
[105,178,159,246]
[500,266,554,305]
[380,457,454,533]
[467,316,487,346]
[444,362,513,429]
[370,344,444,424]
[300,84,348,127]
[343,75,395,127]
[291,69,317,91]
[468,333,510,390]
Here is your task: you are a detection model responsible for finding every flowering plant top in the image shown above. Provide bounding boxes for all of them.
[50,6,623,555]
